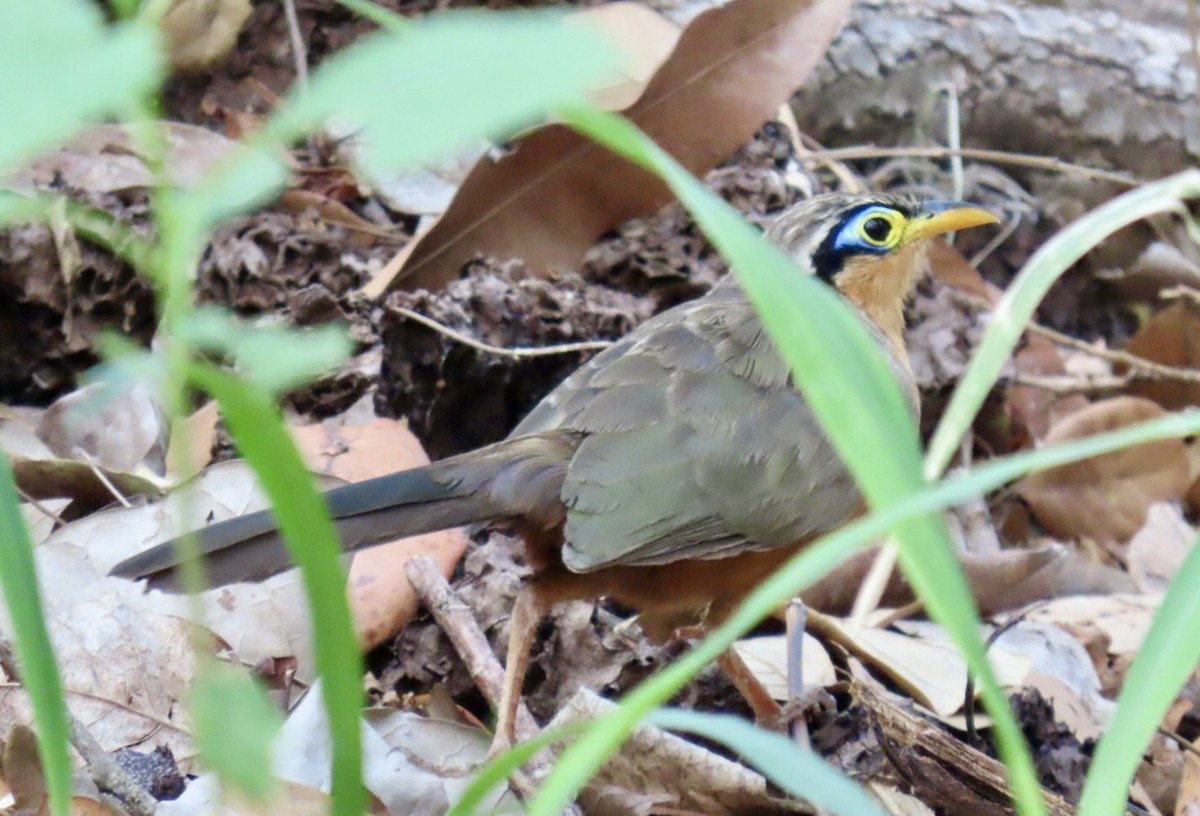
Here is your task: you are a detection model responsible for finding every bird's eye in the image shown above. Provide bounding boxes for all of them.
[861,216,893,244]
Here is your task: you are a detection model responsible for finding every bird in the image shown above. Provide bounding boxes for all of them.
[111,192,998,747]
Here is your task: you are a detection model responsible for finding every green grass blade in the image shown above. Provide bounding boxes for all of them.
[649,709,889,816]
[457,407,1200,814]
[554,106,1046,816]
[1077,531,1200,815]
[516,402,1200,814]
[925,169,1200,479]
[0,454,72,816]
[0,0,161,173]
[445,721,593,816]
[186,363,365,816]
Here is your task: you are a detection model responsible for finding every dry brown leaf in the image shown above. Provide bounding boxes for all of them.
[867,781,936,816]
[1017,396,1193,542]
[4,725,45,811]
[571,3,682,111]
[1176,735,1200,816]
[807,612,1031,717]
[17,459,335,754]
[1122,299,1200,411]
[8,122,240,193]
[731,634,836,700]
[36,380,168,475]
[161,0,251,72]
[278,190,392,249]
[1006,334,1091,446]
[1127,502,1196,593]
[0,405,53,459]
[375,0,852,294]
[1026,593,1160,694]
[548,688,795,815]
[1021,672,1109,742]
[927,238,1002,304]
[166,400,220,478]
[12,457,165,517]
[292,413,470,651]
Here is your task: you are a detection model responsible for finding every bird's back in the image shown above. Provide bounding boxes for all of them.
[510,276,918,574]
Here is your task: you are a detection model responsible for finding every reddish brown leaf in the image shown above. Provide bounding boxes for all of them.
[1005,334,1091,446]
[1017,396,1193,543]
[1121,299,1200,411]
[292,414,469,650]
[927,238,1002,304]
[375,0,852,294]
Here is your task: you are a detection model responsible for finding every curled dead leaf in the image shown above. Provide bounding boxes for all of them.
[161,0,252,72]
[374,0,853,294]
[1121,299,1200,411]
[1017,396,1193,543]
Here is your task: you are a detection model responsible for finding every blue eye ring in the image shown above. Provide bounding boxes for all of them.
[834,206,907,252]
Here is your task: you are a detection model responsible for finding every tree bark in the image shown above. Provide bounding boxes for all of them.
[792,0,1200,180]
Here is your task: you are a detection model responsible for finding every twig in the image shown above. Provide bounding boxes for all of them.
[391,305,612,359]
[961,605,1044,745]
[15,488,68,527]
[938,84,964,207]
[777,112,863,193]
[281,0,309,91]
[1027,322,1200,384]
[85,457,133,508]
[0,638,158,816]
[1005,371,1132,395]
[403,558,539,740]
[798,145,1139,187]
[848,540,899,627]
[950,289,1200,386]
[1157,725,1200,760]
[968,209,1022,268]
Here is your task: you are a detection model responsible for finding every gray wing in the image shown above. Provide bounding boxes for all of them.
[512,280,915,573]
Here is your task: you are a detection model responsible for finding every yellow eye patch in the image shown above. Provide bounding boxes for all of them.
[854,207,907,248]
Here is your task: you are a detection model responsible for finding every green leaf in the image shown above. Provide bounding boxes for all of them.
[456,405,1200,814]
[191,664,283,800]
[649,709,888,816]
[546,106,1047,816]
[268,12,617,174]
[169,146,292,234]
[183,307,352,395]
[0,454,72,816]
[445,720,594,816]
[1078,529,1200,815]
[0,0,161,173]
[186,362,365,816]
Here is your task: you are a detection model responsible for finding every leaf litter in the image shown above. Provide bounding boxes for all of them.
[2,0,1200,813]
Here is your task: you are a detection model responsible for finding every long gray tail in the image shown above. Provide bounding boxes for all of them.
[109,433,576,591]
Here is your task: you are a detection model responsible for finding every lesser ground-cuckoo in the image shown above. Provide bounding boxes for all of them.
[113,192,998,745]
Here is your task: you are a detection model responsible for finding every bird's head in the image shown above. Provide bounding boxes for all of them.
[766,193,999,347]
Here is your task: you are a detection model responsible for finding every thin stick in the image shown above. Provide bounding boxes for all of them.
[798,145,1139,187]
[86,458,133,508]
[15,488,68,527]
[391,305,612,359]
[403,558,539,740]
[949,289,1200,386]
[776,108,864,193]
[848,539,899,627]
[281,0,309,91]
[1026,321,1200,384]
[939,84,964,206]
